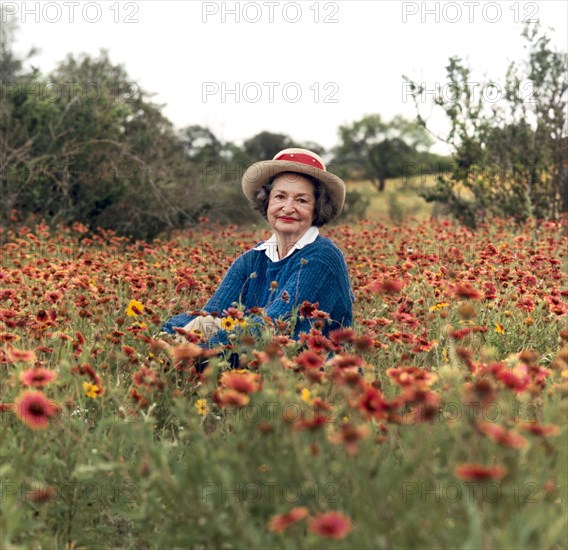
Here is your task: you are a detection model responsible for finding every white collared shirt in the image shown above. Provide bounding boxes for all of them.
[254,226,319,262]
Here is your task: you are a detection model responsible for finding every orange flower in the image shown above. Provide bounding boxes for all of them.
[0,332,20,343]
[356,385,388,420]
[329,423,369,455]
[294,350,325,370]
[455,463,507,481]
[328,354,364,370]
[308,511,352,539]
[213,388,250,408]
[14,390,60,430]
[219,371,261,394]
[170,343,203,361]
[299,300,319,318]
[268,506,309,533]
[19,368,57,387]
[477,421,528,449]
[7,348,36,363]
[365,277,404,294]
[453,283,484,300]
[517,422,561,437]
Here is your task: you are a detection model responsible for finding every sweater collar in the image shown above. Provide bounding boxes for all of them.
[254,226,319,262]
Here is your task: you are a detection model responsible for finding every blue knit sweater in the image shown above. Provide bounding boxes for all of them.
[162,235,354,345]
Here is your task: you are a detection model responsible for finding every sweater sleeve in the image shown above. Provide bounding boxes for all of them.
[161,251,252,334]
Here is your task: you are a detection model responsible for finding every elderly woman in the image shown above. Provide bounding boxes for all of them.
[161,148,354,346]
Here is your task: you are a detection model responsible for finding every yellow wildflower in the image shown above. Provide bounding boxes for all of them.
[83,381,100,399]
[195,399,209,416]
[495,323,505,335]
[126,299,144,317]
[300,388,313,405]
[429,302,450,312]
[220,316,237,331]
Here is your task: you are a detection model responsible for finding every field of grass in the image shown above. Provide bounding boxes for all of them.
[1,217,567,549]
[345,175,440,222]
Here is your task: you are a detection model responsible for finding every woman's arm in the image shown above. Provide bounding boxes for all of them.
[161,251,253,334]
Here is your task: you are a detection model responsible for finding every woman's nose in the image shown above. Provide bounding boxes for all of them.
[281,198,296,211]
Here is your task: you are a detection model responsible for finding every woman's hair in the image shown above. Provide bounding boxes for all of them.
[249,172,338,227]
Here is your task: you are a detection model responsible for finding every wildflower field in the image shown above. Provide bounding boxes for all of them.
[1,217,567,549]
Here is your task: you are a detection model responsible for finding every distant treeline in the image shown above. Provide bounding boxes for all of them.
[1,16,565,239]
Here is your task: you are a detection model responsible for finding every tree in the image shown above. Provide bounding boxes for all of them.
[243,131,294,161]
[335,114,435,191]
[0,45,216,239]
[404,22,567,227]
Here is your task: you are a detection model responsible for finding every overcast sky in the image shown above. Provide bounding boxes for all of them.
[6,0,568,154]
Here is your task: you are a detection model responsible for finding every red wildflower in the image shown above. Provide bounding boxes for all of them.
[19,367,57,388]
[7,348,36,363]
[0,332,20,343]
[517,423,561,437]
[129,388,149,409]
[268,506,309,533]
[496,370,530,392]
[329,328,356,344]
[299,300,319,318]
[329,423,369,455]
[213,388,250,407]
[292,412,332,431]
[365,277,404,294]
[453,283,484,300]
[170,343,203,362]
[449,327,473,340]
[308,511,352,539]
[45,290,63,304]
[387,366,436,388]
[70,363,101,386]
[133,366,157,388]
[219,371,261,394]
[294,350,325,370]
[300,330,334,353]
[26,485,57,503]
[356,385,388,420]
[14,390,60,430]
[477,421,528,449]
[455,463,507,481]
[328,354,364,370]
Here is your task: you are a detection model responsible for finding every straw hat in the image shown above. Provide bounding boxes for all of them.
[242,148,345,215]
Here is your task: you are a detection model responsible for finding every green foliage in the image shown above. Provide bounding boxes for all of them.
[337,188,371,223]
[405,23,567,227]
[334,114,445,192]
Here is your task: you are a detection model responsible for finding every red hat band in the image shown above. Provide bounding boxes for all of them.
[274,152,324,171]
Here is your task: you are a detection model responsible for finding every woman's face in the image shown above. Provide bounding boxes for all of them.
[266,173,316,240]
